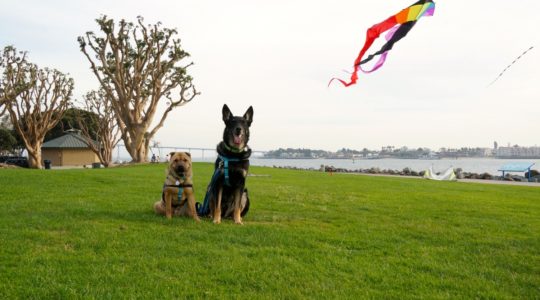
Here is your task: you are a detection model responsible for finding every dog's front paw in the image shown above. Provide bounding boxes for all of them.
[213,217,221,224]
[234,219,244,225]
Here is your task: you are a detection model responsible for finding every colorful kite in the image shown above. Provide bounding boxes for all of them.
[488,46,535,86]
[330,0,436,87]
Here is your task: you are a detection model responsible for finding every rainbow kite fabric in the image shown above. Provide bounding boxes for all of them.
[330,0,436,87]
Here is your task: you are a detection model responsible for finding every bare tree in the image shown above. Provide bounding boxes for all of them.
[78,15,199,163]
[0,46,74,168]
[76,89,121,167]
[0,47,27,118]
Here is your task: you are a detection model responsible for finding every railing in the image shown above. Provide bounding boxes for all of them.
[115,144,267,161]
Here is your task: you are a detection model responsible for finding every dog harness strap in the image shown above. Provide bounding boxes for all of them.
[162,177,192,203]
[219,155,242,187]
[163,183,193,188]
[177,187,183,202]
[223,158,230,186]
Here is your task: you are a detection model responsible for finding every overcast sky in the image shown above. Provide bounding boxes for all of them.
[1,0,538,152]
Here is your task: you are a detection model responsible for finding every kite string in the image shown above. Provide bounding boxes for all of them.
[488,46,535,86]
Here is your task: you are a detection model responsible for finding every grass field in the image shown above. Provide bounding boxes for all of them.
[0,163,539,299]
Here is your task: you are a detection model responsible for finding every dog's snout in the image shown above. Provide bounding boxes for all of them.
[234,127,242,136]
[176,165,185,173]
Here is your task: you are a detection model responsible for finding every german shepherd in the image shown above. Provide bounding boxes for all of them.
[208,104,253,224]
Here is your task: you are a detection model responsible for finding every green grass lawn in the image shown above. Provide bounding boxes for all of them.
[0,163,539,299]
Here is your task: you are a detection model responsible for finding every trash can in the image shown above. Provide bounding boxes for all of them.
[44,160,51,169]
[92,162,101,169]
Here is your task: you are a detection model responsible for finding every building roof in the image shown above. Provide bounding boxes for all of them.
[42,132,99,149]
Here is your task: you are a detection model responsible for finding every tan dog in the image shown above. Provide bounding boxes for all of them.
[153,152,200,222]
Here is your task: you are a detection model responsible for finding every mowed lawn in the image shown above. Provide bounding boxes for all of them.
[0,163,538,299]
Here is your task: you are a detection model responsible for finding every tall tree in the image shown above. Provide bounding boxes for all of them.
[78,16,199,163]
[0,46,74,168]
[75,89,121,167]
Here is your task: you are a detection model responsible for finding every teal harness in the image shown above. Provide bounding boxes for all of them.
[219,155,242,187]
[162,176,193,204]
[196,154,245,216]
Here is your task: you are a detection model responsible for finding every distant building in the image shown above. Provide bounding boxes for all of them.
[41,131,100,167]
[479,148,494,157]
[496,145,540,158]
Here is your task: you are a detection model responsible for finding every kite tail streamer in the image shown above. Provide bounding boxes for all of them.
[488,46,535,86]
[330,0,435,87]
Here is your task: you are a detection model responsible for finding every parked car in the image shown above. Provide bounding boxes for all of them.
[4,157,29,168]
[0,156,12,163]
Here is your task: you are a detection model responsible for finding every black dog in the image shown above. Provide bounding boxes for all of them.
[198,104,253,224]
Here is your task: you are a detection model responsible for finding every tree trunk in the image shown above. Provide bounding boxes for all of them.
[27,148,42,169]
[99,147,113,167]
[124,140,148,163]
[101,150,111,168]
[133,144,148,163]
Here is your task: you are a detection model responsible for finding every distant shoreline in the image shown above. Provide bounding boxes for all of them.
[261,156,540,160]
[248,157,539,179]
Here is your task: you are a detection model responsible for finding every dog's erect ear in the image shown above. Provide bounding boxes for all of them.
[243,106,254,126]
[222,104,232,123]
[185,152,191,158]
[169,152,176,160]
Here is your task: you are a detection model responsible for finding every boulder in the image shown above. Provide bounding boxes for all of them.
[368,167,380,174]
[479,172,493,180]
[511,175,524,182]
[503,174,514,181]
[525,169,540,178]
[402,167,411,175]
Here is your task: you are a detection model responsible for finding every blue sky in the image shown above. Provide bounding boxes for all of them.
[1,0,538,151]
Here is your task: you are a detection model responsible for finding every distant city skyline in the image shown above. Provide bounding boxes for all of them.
[1,0,538,151]
[262,144,540,160]
[138,140,539,155]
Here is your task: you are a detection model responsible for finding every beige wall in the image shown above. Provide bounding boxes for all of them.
[62,149,99,166]
[42,149,62,166]
[41,148,99,166]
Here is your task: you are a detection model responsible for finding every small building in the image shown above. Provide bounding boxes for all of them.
[41,131,100,167]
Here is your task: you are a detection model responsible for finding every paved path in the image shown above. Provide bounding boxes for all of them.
[347,172,540,187]
[457,178,540,187]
